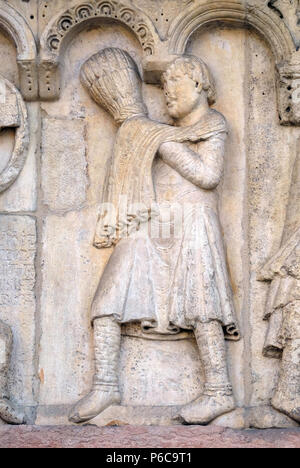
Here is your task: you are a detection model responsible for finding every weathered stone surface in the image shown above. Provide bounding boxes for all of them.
[38,209,106,408]
[248,406,299,429]
[0,32,37,212]
[119,337,203,407]
[246,32,300,410]
[0,103,37,213]
[0,0,299,431]
[0,215,36,411]
[41,118,88,212]
[90,406,246,429]
[0,425,299,448]
[187,26,248,409]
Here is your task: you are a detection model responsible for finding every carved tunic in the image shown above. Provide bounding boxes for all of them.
[92,111,238,336]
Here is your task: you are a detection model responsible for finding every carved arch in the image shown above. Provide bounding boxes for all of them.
[39,0,162,100]
[166,1,299,125]
[167,1,295,62]
[0,2,37,100]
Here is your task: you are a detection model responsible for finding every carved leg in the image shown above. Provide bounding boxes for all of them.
[179,321,235,425]
[271,338,300,423]
[0,321,25,424]
[69,316,121,423]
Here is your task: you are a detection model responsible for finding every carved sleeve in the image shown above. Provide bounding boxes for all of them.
[159,132,227,190]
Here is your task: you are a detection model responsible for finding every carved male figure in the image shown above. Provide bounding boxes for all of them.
[69,48,240,425]
[0,321,24,424]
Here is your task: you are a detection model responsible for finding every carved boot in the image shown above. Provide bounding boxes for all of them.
[0,321,25,425]
[271,338,300,423]
[179,321,235,425]
[69,316,121,423]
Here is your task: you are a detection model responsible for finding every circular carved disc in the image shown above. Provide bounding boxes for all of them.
[0,76,29,193]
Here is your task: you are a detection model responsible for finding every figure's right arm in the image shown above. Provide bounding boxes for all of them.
[159,132,226,190]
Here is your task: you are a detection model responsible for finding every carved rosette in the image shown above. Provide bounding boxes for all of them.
[0,76,29,194]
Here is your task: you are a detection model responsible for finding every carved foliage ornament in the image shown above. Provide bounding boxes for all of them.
[0,76,29,194]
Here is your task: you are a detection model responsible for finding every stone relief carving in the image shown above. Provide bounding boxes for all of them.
[0,0,297,433]
[0,321,24,424]
[0,2,37,100]
[0,76,29,194]
[37,0,300,126]
[68,48,240,425]
[166,0,300,125]
[259,146,300,423]
[268,0,300,47]
[39,0,161,100]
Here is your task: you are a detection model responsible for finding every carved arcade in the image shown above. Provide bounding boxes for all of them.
[0,0,298,431]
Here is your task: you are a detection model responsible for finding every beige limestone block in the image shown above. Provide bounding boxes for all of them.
[132,0,193,40]
[187,27,248,407]
[248,405,299,429]
[0,215,36,406]
[120,336,203,407]
[0,30,19,88]
[41,24,142,208]
[38,208,109,407]
[91,405,181,427]
[41,118,88,212]
[0,337,6,366]
[0,30,36,212]
[246,31,299,407]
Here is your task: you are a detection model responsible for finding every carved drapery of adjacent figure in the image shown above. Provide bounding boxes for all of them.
[259,146,300,423]
[0,321,24,424]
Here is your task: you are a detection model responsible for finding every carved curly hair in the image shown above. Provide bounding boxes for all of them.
[162,55,216,106]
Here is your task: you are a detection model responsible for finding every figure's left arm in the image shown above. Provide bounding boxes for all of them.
[159,132,227,190]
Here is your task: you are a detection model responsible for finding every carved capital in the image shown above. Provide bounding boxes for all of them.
[277,58,300,125]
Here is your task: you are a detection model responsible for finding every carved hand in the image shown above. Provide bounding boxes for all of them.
[158,138,224,190]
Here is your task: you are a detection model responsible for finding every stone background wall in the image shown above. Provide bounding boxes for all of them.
[0,0,299,428]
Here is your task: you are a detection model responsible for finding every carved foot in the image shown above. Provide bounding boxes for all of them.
[271,394,300,423]
[0,398,25,425]
[178,394,235,425]
[68,389,121,423]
